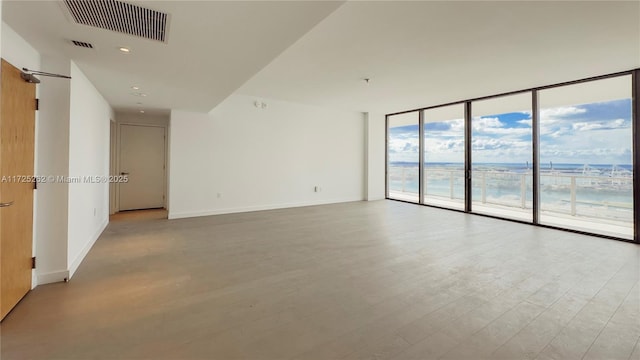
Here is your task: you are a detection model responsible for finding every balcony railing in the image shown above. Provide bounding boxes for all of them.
[388,165,633,224]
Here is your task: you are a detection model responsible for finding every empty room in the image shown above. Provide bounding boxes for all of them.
[0,1,638,359]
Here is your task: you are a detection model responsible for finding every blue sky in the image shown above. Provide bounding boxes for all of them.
[388,99,632,165]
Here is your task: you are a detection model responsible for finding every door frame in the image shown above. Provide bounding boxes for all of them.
[115,123,168,212]
[109,119,117,215]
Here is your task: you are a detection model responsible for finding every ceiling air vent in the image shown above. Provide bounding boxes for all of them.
[63,0,168,43]
[71,40,94,49]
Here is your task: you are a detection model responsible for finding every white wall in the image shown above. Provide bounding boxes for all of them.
[365,112,386,200]
[1,22,38,71]
[169,95,365,219]
[67,61,113,277]
[0,1,3,59]
[34,55,70,284]
[2,22,116,284]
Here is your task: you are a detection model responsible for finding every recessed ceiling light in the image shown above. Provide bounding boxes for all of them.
[131,92,147,97]
[131,86,140,90]
[119,47,131,53]
[140,110,145,113]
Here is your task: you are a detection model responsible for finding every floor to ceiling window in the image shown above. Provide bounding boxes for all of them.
[471,93,533,222]
[387,112,420,203]
[538,76,633,239]
[385,70,637,242]
[423,104,465,210]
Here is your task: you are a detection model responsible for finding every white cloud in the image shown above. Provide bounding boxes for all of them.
[535,105,590,136]
[539,126,632,164]
[540,106,587,119]
[391,103,631,164]
[472,117,503,132]
[472,138,502,150]
[571,119,627,131]
[449,118,465,132]
[472,116,531,136]
[388,135,419,162]
[483,127,531,136]
[425,138,464,153]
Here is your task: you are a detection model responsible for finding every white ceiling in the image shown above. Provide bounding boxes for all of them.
[239,1,640,114]
[1,0,345,113]
[2,1,639,115]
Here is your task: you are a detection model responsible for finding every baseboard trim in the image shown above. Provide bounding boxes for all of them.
[68,218,108,279]
[168,197,363,220]
[36,269,70,285]
[366,196,386,201]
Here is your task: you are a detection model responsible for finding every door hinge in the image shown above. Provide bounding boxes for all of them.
[35,98,39,111]
[34,179,38,190]
[32,257,36,269]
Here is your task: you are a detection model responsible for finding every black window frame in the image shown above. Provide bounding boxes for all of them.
[385,69,640,244]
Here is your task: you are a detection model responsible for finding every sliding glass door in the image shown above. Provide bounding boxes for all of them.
[385,71,637,242]
[471,93,533,222]
[423,104,465,210]
[387,112,420,203]
[538,76,633,239]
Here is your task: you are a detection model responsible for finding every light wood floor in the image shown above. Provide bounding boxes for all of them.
[1,200,638,359]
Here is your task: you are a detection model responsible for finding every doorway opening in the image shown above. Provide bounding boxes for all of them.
[110,113,169,219]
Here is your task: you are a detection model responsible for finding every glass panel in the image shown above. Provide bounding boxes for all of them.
[387,112,420,202]
[538,75,633,239]
[423,104,465,210]
[472,93,533,221]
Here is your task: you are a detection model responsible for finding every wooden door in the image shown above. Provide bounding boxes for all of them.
[118,124,166,211]
[0,59,36,321]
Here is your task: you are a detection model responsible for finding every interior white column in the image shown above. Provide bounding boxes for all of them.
[365,112,386,200]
